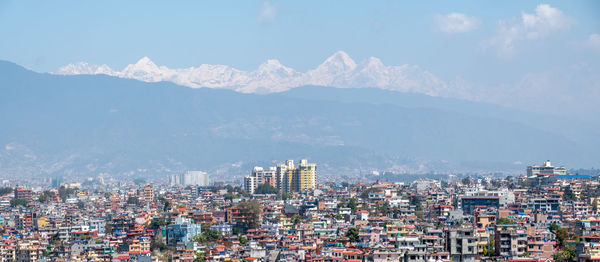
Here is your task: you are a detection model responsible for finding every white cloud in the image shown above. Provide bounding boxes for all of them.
[585,33,600,53]
[434,13,480,33]
[258,1,277,24]
[486,4,573,58]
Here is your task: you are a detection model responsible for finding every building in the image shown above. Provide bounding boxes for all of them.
[244,159,316,194]
[527,197,560,212]
[445,227,478,262]
[527,160,566,177]
[142,185,154,203]
[244,167,278,195]
[495,224,527,257]
[166,217,202,246]
[279,159,317,193]
[14,187,32,201]
[461,196,500,214]
[169,171,210,187]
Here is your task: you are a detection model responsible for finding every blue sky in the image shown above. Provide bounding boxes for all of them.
[1,1,599,114]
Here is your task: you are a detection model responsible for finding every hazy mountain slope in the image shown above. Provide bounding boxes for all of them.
[0,61,593,178]
[277,86,600,146]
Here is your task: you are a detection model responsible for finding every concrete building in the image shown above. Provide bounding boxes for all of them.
[170,171,210,187]
[166,217,202,246]
[495,224,527,257]
[14,187,32,201]
[527,160,566,177]
[142,185,154,203]
[244,159,317,194]
[244,167,277,195]
[445,227,478,262]
[527,197,560,212]
[280,159,317,193]
[461,196,500,214]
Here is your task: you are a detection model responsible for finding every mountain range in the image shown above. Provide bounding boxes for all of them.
[2,60,599,181]
[57,51,449,96]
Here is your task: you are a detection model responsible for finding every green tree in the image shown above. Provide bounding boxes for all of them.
[38,191,56,202]
[377,201,391,216]
[346,198,358,212]
[550,223,560,232]
[58,186,77,200]
[236,188,249,198]
[239,236,248,245]
[462,177,471,185]
[254,183,278,194]
[193,228,222,243]
[488,237,495,256]
[360,187,379,199]
[224,193,238,201]
[553,245,576,262]
[278,192,290,200]
[237,201,262,230]
[563,187,576,201]
[496,217,514,225]
[556,228,569,247]
[194,252,205,262]
[0,187,13,195]
[10,198,28,207]
[346,227,360,242]
[127,197,140,205]
[150,218,168,229]
[291,214,302,225]
[163,201,171,212]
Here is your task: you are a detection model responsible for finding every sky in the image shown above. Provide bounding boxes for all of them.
[1,1,599,115]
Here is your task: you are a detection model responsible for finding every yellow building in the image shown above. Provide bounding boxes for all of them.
[277,159,317,193]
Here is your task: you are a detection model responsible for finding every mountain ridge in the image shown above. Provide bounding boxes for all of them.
[2,60,597,180]
[56,51,449,96]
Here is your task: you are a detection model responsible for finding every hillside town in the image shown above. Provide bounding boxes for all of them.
[0,160,598,262]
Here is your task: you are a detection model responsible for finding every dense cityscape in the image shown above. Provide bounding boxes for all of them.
[2,2,599,262]
[0,159,598,261]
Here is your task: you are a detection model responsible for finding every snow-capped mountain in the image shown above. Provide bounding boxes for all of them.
[56,51,449,95]
[57,62,115,76]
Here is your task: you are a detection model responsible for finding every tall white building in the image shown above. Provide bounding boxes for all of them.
[527,160,566,177]
[169,171,210,186]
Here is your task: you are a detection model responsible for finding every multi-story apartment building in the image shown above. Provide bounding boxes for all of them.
[461,196,500,214]
[169,171,210,187]
[142,185,154,203]
[445,227,478,262]
[14,187,32,201]
[166,217,202,246]
[244,167,278,194]
[495,224,527,257]
[244,159,316,194]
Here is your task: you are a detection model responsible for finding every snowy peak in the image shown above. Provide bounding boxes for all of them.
[362,57,384,68]
[55,51,448,96]
[122,57,159,73]
[57,62,116,75]
[257,59,295,75]
[120,57,176,82]
[134,56,157,68]
[318,51,357,72]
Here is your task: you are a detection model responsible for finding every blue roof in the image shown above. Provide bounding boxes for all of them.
[556,174,592,178]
